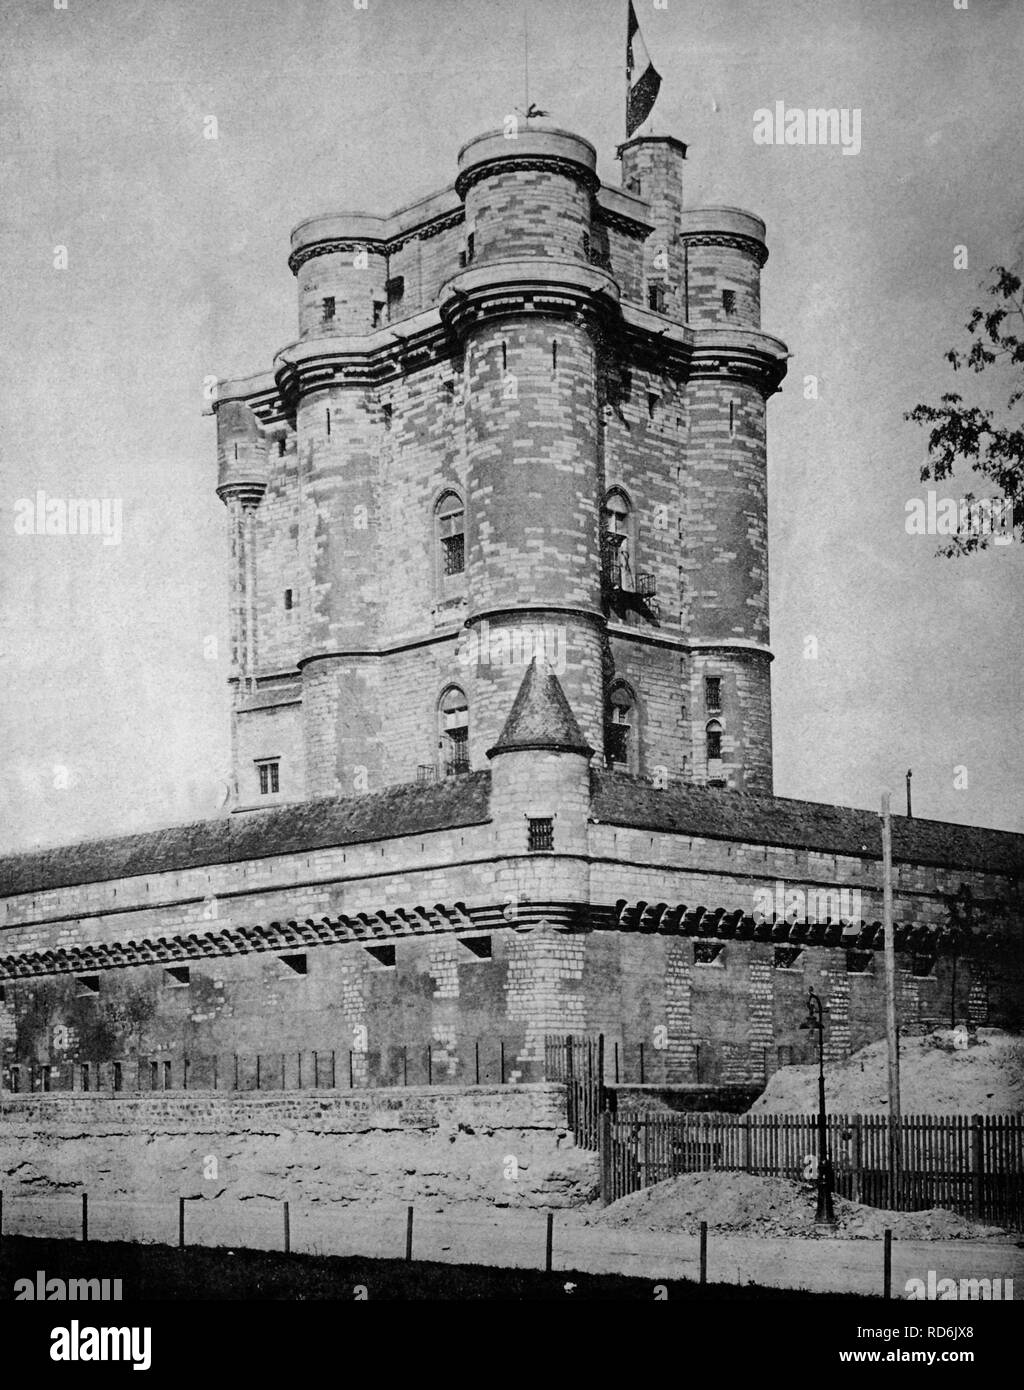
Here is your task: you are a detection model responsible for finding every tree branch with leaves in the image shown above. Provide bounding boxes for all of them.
[905,267,1023,556]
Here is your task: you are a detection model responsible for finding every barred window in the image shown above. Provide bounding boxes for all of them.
[439,686,470,776]
[705,676,722,713]
[436,491,465,583]
[606,682,636,770]
[257,760,280,795]
[528,817,554,852]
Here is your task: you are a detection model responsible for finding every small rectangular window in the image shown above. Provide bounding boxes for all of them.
[0,985,5,1003]
[80,1063,91,1093]
[385,275,404,310]
[257,761,280,795]
[382,402,393,431]
[647,284,663,313]
[773,946,803,970]
[846,950,873,975]
[165,966,191,987]
[466,232,475,263]
[694,940,725,965]
[458,935,492,960]
[722,288,736,315]
[528,817,554,852]
[912,953,936,978]
[278,437,287,456]
[284,589,293,612]
[323,296,336,321]
[364,944,396,968]
[707,729,723,761]
[705,677,722,713]
[280,953,307,975]
[76,975,100,996]
[113,1062,123,1092]
[372,300,384,328]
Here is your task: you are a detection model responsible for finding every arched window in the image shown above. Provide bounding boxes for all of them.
[435,491,465,591]
[439,686,469,776]
[606,682,637,770]
[602,488,635,592]
[706,719,724,777]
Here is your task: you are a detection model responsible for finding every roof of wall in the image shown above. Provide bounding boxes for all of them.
[591,772,1024,876]
[1,770,1020,899]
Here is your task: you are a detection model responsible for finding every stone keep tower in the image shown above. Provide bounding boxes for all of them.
[214,126,787,810]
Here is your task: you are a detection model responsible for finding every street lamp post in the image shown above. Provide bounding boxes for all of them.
[801,987,836,1225]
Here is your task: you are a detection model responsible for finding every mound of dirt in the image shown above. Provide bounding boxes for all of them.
[588,1171,1006,1240]
[752,1029,1024,1116]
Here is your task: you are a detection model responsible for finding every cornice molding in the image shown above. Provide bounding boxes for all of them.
[594,207,653,241]
[455,154,600,200]
[680,231,769,268]
[0,897,951,980]
[288,209,466,275]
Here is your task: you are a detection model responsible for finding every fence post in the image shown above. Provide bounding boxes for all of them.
[599,1108,612,1206]
[283,1200,290,1254]
[597,1034,605,1112]
[639,1042,645,1085]
[500,1042,505,1085]
[699,1220,707,1286]
[883,1228,892,1299]
[971,1114,984,1220]
[82,1193,88,1244]
[405,1205,414,1261]
[545,1211,554,1273]
[743,1118,752,1173]
[179,1197,185,1249]
[852,1114,863,1205]
[348,1051,353,1089]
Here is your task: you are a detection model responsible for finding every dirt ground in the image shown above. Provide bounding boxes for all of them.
[588,1170,1007,1240]
[753,1028,1024,1115]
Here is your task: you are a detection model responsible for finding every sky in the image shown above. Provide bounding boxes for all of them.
[1,0,1022,852]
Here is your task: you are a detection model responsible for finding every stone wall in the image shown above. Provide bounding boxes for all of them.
[0,1084,597,1211]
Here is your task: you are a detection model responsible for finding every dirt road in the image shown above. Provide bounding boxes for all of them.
[4,1194,1021,1297]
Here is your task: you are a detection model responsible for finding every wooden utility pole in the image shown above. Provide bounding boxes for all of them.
[881,792,902,1205]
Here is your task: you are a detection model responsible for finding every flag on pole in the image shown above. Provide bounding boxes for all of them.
[626,0,661,137]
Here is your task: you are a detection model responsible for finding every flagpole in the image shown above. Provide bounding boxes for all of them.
[524,4,530,117]
[625,1,630,141]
